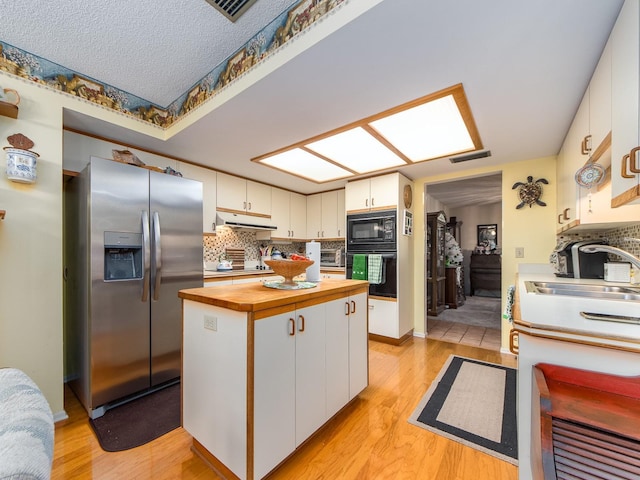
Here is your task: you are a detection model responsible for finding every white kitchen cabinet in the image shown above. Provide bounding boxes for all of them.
[293,304,327,445]
[320,272,346,280]
[306,190,345,240]
[368,297,399,339]
[611,0,640,206]
[324,299,350,418]
[345,173,402,213]
[589,40,612,153]
[271,187,307,240]
[555,13,640,232]
[323,292,368,418]
[217,172,272,217]
[347,292,368,399]
[178,162,217,233]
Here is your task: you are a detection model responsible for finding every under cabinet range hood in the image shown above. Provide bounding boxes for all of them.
[215,211,277,231]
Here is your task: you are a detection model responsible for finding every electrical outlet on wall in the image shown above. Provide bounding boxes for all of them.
[515,247,524,258]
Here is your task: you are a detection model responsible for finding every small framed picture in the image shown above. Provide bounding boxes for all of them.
[477,224,498,247]
[403,210,413,236]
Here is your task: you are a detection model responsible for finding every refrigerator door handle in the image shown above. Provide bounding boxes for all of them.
[142,210,151,302]
[152,211,162,301]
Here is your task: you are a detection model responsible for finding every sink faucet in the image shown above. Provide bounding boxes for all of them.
[579,244,640,270]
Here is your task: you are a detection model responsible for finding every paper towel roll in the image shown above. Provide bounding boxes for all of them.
[305,241,321,282]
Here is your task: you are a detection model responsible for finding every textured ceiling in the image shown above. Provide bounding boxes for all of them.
[0,0,626,200]
[0,0,297,106]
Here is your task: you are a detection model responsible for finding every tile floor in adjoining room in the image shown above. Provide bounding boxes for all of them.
[427,319,502,351]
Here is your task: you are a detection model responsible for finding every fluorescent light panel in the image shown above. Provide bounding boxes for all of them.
[370,95,474,161]
[252,84,482,183]
[306,127,407,173]
[258,148,353,182]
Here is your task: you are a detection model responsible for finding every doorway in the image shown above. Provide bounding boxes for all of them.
[424,173,503,350]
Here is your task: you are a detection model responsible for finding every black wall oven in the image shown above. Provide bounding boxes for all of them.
[346,252,397,298]
[346,210,397,298]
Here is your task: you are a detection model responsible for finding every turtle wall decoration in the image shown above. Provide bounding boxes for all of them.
[512,176,548,209]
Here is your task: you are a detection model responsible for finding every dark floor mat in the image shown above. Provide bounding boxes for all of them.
[89,383,180,452]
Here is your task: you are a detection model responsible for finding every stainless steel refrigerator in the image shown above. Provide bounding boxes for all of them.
[66,156,203,418]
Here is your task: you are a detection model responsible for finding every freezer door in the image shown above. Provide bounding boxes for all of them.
[89,158,151,408]
[150,171,203,385]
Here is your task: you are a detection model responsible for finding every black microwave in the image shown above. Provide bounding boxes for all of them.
[346,210,396,251]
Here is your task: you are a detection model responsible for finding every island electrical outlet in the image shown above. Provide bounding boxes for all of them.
[204,315,217,331]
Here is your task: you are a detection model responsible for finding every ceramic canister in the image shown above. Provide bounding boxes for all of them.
[5,147,38,183]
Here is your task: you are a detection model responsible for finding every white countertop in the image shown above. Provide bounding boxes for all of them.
[517,264,640,341]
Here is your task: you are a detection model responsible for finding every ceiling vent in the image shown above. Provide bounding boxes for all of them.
[204,0,258,22]
[449,150,492,164]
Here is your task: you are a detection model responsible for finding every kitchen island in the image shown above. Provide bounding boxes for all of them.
[179,279,369,480]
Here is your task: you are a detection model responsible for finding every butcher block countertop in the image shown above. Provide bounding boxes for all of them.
[179,278,368,313]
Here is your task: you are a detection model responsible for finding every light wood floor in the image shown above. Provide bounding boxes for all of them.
[52,338,518,480]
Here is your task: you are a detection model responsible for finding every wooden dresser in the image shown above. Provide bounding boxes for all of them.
[470,254,501,296]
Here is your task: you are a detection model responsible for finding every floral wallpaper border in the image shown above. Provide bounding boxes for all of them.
[0,0,345,128]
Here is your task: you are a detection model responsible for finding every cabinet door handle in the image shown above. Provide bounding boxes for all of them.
[351,300,356,314]
[321,231,324,237]
[563,208,570,220]
[365,198,368,207]
[581,135,592,155]
[248,202,252,210]
[371,198,375,207]
[621,154,635,178]
[558,214,563,225]
[345,302,350,316]
[289,318,295,336]
[298,314,305,332]
[580,311,640,324]
[629,146,640,174]
[509,329,519,355]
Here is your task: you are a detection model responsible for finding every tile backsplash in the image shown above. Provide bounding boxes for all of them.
[556,223,640,259]
[203,228,345,263]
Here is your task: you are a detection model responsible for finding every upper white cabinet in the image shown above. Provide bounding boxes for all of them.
[345,174,401,212]
[306,190,345,240]
[611,0,640,206]
[178,162,217,233]
[589,40,612,154]
[555,3,640,232]
[216,172,271,217]
[271,188,307,240]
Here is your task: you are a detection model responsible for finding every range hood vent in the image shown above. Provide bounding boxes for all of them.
[215,211,277,231]
[203,0,258,22]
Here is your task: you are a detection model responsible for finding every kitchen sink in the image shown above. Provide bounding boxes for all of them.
[525,281,640,301]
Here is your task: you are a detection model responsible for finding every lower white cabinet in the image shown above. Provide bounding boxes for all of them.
[253,292,367,478]
[183,285,368,480]
[368,297,398,338]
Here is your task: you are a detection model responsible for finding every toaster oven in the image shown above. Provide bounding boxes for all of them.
[320,248,345,267]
